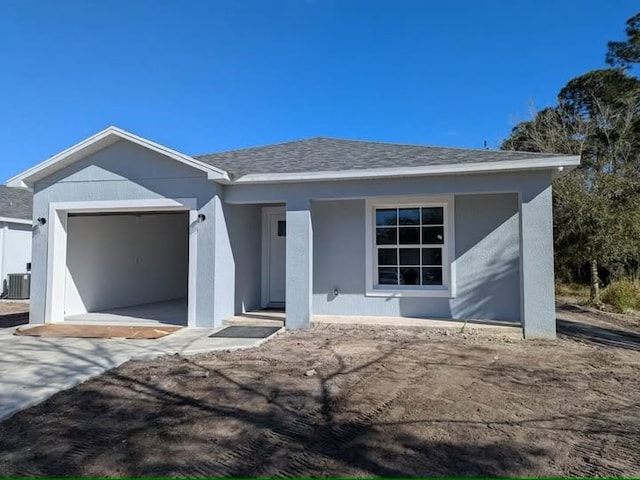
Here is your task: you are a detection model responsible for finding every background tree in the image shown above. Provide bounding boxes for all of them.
[606,12,640,69]
[502,68,640,302]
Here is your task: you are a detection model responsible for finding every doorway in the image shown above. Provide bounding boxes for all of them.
[261,206,286,308]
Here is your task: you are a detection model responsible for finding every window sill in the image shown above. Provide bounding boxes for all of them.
[366,287,454,298]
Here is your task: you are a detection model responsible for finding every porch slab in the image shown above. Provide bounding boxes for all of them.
[313,314,522,333]
[227,310,522,335]
[226,310,285,327]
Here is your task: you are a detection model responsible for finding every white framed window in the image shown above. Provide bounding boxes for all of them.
[365,195,455,297]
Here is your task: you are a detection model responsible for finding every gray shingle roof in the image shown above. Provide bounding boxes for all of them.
[195,137,568,179]
[0,186,32,220]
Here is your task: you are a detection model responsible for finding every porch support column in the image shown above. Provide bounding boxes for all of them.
[519,184,556,339]
[285,198,312,329]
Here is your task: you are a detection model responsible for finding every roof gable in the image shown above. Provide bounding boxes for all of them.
[8,129,581,189]
[7,126,229,188]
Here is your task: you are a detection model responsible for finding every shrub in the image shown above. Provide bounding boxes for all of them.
[555,282,590,300]
[601,279,640,313]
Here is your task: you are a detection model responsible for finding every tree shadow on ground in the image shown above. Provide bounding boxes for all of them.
[557,317,640,351]
[0,341,555,478]
[0,331,637,477]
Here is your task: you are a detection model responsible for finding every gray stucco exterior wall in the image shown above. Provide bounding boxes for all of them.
[520,184,556,338]
[311,194,520,321]
[224,170,556,337]
[28,138,557,338]
[30,140,222,327]
[227,203,263,313]
[286,199,313,329]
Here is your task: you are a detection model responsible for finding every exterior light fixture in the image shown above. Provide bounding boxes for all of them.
[37,217,46,225]
[197,213,206,223]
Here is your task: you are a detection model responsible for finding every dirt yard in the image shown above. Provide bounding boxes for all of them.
[0,300,29,328]
[0,306,639,477]
[0,300,29,316]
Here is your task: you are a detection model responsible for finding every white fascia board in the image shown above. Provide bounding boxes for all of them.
[50,198,196,213]
[6,126,230,188]
[233,155,581,184]
[0,216,32,225]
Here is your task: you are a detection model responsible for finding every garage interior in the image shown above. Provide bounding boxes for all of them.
[62,211,189,326]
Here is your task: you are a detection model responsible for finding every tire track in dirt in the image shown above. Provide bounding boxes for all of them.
[258,362,428,478]
[23,429,121,477]
[566,416,640,477]
[174,366,388,476]
[164,371,371,475]
[171,351,419,477]
[270,390,405,478]
[18,350,392,478]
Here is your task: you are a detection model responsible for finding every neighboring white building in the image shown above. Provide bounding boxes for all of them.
[0,186,32,296]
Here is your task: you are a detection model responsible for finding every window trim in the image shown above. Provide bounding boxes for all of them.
[365,195,456,298]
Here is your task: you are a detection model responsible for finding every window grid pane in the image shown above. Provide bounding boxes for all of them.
[398,208,420,225]
[422,267,443,285]
[399,248,420,265]
[378,248,397,266]
[374,206,445,287]
[399,227,420,244]
[379,267,398,285]
[422,247,442,266]
[376,227,397,245]
[376,209,397,226]
[400,267,420,285]
[422,207,444,225]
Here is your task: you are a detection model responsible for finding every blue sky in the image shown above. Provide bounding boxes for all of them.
[0,0,636,181]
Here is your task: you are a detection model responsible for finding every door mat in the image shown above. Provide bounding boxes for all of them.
[209,326,281,338]
[14,324,182,339]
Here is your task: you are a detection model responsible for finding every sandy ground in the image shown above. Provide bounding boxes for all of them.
[0,301,29,328]
[0,306,639,477]
[0,300,29,316]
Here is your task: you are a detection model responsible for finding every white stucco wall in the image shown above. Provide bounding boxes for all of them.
[64,212,188,315]
[0,222,32,295]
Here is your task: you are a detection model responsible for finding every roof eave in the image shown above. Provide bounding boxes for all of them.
[7,126,230,188]
[228,156,581,184]
[0,216,32,225]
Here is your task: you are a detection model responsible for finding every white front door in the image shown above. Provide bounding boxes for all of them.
[263,208,286,307]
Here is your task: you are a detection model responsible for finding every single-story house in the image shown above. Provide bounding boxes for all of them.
[7,127,580,338]
[0,186,32,296]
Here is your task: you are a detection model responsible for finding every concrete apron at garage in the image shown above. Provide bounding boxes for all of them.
[0,323,283,421]
[64,298,188,326]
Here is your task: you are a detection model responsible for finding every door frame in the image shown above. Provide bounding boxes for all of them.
[45,198,199,327]
[261,206,286,308]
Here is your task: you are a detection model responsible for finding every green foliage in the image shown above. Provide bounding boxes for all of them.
[555,282,590,300]
[501,50,640,299]
[601,279,640,313]
[606,13,640,69]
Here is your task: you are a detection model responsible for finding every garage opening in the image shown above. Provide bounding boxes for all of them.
[62,211,189,326]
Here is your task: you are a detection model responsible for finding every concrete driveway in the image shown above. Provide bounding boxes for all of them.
[0,325,281,421]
